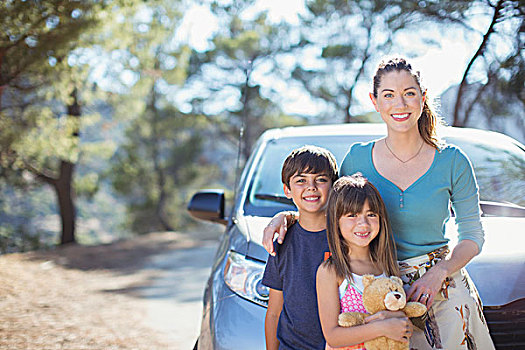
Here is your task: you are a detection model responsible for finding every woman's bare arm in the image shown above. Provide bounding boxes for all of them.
[262,211,297,256]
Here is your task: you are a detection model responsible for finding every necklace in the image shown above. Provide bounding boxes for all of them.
[384,138,424,163]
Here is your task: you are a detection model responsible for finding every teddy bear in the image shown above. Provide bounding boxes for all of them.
[338,275,427,350]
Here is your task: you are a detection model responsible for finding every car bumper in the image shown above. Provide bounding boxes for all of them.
[483,299,525,349]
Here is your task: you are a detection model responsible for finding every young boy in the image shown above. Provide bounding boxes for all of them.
[262,145,339,350]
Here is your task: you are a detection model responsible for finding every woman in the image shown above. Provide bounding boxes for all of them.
[263,57,494,349]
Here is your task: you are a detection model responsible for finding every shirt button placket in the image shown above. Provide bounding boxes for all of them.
[399,192,404,208]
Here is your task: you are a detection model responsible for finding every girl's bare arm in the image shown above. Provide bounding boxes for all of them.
[316,265,411,348]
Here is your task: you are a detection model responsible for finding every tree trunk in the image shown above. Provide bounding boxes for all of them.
[152,124,173,231]
[452,0,503,126]
[156,189,174,231]
[148,85,174,232]
[344,90,352,123]
[57,89,81,245]
[0,50,5,111]
[55,160,76,244]
[27,95,79,245]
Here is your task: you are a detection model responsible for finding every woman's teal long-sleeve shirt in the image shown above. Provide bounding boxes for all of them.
[340,141,485,260]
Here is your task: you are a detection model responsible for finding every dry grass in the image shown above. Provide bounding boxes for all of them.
[0,231,215,350]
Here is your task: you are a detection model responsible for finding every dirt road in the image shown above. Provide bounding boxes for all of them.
[140,240,219,348]
[0,230,220,350]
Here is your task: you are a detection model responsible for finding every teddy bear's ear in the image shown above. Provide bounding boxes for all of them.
[390,276,403,285]
[363,275,376,288]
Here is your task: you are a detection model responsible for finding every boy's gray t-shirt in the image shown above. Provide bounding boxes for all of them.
[262,222,330,350]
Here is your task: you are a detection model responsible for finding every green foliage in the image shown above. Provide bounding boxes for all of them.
[0,182,57,253]
[0,0,102,94]
[0,0,110,182]
[446,0,524,129]
[296,0,398,121]
[295,0,464,122]
[321,44,355,59]
[0,0,141,246]
[188,1,302,164]
[106,0,218,234]
[0,224,45,254]
[111,109,217,233]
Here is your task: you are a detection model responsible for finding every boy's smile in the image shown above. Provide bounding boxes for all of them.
[303,194,320,202]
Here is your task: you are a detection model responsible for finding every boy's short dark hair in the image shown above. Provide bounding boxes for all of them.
[281,145,339,187]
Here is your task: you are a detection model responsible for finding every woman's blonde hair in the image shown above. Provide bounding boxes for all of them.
[324,174,399,279]
[373,57,444,149]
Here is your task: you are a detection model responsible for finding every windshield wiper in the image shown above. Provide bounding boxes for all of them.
[480,200,525,217]
[254,194,294,205]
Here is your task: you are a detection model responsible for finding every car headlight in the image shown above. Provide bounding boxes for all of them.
[224,250,269,307]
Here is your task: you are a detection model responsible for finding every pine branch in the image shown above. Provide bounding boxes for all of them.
[452,0,504,126]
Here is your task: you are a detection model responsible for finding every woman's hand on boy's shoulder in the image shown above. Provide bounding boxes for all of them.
[263,212,289,256]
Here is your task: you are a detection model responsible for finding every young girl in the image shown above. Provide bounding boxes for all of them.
[316,174,411,350]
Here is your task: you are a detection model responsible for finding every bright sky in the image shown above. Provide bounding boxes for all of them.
[176,1,488,116]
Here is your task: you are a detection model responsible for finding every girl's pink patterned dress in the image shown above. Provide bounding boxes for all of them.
[325,277,367,350]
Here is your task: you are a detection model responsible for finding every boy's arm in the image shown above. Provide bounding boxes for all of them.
[265,288,283,350]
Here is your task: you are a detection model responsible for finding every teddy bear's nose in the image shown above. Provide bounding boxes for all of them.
[395,294,401,299]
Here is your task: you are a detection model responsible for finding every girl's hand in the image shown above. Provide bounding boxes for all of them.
[379,317,412,343]
[364,310,406,323]
[406,264,448,308]
[262,212,288,256]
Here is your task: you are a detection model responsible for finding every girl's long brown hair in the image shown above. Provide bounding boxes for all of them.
[372,57,443,149]
[324,174,399,280]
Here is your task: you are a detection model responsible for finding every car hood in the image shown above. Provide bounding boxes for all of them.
[240,215,525,307]
[236,215,273,261]
[447,216,525,307]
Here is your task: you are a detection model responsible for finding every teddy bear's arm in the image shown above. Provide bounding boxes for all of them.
[338,312,368,327]
[402,301,427,318]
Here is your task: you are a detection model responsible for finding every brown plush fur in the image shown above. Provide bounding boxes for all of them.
[338,275,427,350]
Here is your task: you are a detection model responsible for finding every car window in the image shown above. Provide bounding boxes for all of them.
[243,133,525,216]
[243,135,379,216]
[446,137,525,207]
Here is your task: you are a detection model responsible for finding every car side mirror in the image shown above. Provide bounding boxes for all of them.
[187,189,228,225]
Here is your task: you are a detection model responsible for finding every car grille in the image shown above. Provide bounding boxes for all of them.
[484,299,525,349]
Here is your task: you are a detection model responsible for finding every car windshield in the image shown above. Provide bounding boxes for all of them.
[243,133,525,217]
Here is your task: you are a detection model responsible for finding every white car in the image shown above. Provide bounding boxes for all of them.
[188,124,525,350]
